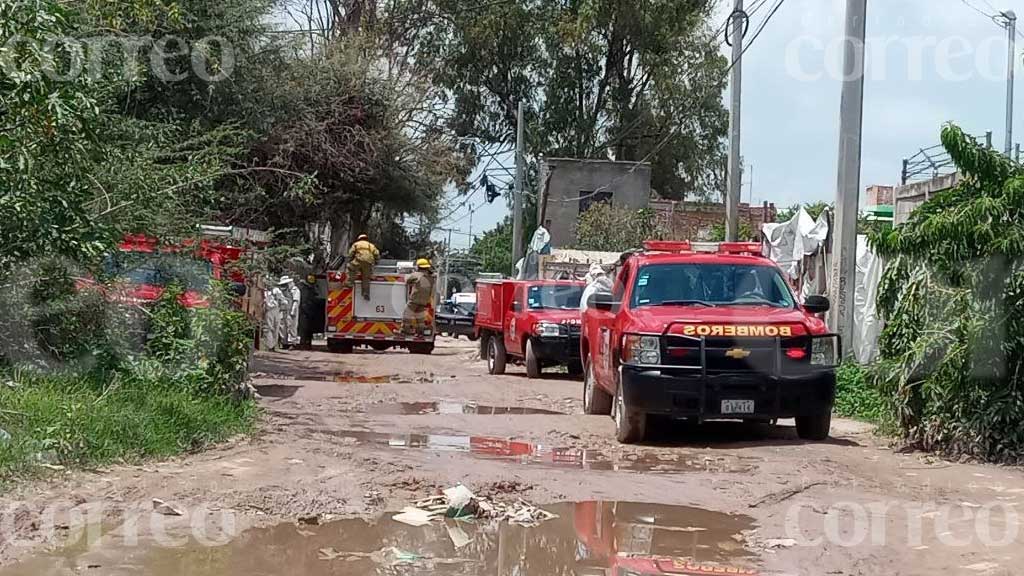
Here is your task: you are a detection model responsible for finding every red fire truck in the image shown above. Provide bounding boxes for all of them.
[475,279,586,378]
[581,241,839,444]
[324,260,436,355]
[90,226,265,310]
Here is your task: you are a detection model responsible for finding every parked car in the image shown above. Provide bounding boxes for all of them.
[437,301,477,340]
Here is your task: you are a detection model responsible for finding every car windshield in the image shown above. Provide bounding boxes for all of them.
[106,252,213,291]
[631,263,795,309]
[527,285,583,310]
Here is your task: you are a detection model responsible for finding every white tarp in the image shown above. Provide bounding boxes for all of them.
[762,208,829,285]
[853,235,884,364]
[761,209,883,364]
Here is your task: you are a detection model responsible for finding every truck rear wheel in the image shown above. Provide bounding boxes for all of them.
[796,409,832,441]
[614,381,646,444]
[327,339,353,354]
[487,337,507,375]
[408,342,434,355]
[525,339,542,379]
[583,360,612,415]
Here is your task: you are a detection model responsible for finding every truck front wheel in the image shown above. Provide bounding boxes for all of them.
[488,337,507,375]
[525,339,542,379]
[583,360,612,415]
[796,409,832,441]
[614,381,647,444]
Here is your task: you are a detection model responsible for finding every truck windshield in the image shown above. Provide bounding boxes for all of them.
[631,264,794,309]
[106,253,213,291]
[527,285,583,310]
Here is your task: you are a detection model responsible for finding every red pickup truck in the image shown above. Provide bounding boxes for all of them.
[581,241,840,444]
[475,279,586,378]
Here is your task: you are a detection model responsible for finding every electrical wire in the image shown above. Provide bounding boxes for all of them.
[597,0,770,154]
[958,0,997,20]
[553,0,788,206]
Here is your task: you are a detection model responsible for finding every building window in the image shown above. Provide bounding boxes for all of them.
[579,190,613,215]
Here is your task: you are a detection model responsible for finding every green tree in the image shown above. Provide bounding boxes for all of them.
[575,204,664,252]
[870,123,1024,462]
[417,0,728,200]
[470,217,515,275]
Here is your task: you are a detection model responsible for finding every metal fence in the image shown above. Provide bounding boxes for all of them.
[901,131,993,185]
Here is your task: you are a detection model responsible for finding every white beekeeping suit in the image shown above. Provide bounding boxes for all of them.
[580,263,612,312]
[288,280,301,345]
[272,277,292,350]
[262,284,280,351]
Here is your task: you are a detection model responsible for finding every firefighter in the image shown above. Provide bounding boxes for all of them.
[402,258,436,337]
[346,234,380,300]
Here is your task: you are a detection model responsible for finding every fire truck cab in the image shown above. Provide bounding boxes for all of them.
[581,241,840,444]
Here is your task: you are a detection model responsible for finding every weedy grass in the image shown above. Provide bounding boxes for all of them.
[0,282,258,482]
[833,362,888,425]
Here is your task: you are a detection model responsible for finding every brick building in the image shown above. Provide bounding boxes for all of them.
[650,198,777,241]
[865,185,894,207]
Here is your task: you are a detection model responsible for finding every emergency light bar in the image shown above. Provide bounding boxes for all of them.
[718,242,765,255]
[641,240,765,256]
[642,240,692,252]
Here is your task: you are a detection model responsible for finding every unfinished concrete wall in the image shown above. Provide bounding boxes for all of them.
[893,173,960,225]
[539,158,652,248]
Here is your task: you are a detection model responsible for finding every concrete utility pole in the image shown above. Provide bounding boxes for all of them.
[442,228,452,299]
[725,0,744,242]
[829,0,867,353]
[511,101,526,276]
[1003,10,1017,156]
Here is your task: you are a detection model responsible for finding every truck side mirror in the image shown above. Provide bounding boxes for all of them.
[803,295,830,314]
[588,292,618,312]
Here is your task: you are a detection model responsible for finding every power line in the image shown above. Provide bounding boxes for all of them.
[598,0,771,153]
[555,0,788,206]
[958,0,997,19]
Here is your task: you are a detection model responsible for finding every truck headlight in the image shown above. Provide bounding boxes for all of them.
[810,335,840,366]
[623,334,661,365]
[533,322,564,337]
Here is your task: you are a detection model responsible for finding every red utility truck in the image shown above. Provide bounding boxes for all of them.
[581,241,840,444]
[475,279,586,378]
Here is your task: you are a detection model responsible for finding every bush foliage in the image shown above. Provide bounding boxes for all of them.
[0,278,256,480]
[869,124,1024,462]
[575,204,665,252]
[834,363,887,424]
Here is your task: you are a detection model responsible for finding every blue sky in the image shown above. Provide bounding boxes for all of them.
[436,0,1024,249]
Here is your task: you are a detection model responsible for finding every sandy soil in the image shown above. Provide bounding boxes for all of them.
[1,338,1022,575]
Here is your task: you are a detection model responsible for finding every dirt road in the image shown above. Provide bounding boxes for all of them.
[2,338,1023,575]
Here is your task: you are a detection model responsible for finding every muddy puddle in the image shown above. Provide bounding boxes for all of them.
[367,401,565,416]
[315,430,758,473]
[2,501,758,576]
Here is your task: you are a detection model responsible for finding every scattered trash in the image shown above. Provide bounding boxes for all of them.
[392,507,434,527]
[298,515,321,526]
[394,485,558,528]
[0,429,10,444]
[152,499,184,517]
[445,521,472,548]
[443,485,476,516]
[37,463,66,472]
[960,502,983,509]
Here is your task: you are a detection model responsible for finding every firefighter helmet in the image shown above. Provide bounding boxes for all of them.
[416,258,432,270]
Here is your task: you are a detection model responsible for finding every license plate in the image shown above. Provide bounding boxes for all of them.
[721,400,755,414]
